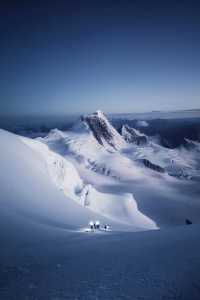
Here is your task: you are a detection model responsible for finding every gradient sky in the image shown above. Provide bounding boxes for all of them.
[1,0,200,115]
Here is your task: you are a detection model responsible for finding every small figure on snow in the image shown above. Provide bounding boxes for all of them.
[185,219,192,225]
[95,220,100,229]
[89,221,94,230]
[104,224,109,231]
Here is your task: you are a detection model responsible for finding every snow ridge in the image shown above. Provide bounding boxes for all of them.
[21,132,157,230]
[121,125,148,145]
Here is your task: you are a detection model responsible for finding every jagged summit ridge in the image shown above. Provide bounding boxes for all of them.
[81,110,126,150]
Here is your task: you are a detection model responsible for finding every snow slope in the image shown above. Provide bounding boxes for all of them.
[0,129,106,230]
[1,218,200,300]
[34,111,200,227]
[1,126,200,299]
[42,126,144,180]
[79,184,156,228]
[0,129,156,231]
[123,139,200,180]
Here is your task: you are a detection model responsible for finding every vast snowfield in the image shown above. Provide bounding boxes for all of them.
[0,111,200,299]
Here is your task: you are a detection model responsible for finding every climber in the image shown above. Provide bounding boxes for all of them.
[95,220,100,229]
[89,221,94,230]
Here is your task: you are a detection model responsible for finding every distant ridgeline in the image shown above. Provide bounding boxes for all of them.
[0,115,78,138]
[111,117,200,148]
[0,113,200,148]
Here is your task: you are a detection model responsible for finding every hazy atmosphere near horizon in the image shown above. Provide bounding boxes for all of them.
[1,0,200,116]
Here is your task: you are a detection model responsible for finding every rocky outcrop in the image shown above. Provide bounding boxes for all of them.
[139,158,165,173]
[81,110,126,150]
[121,125,148,145]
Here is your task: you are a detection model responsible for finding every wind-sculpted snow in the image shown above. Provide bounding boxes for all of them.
[0,129,157,232]
[79,184,157,229]
[0,129,112,230]
[21,135,84,200]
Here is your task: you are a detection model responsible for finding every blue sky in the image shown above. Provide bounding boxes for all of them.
[0,0,200,115]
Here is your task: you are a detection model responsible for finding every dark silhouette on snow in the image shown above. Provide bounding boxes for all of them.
[185,219,192,225]
[95,221,100,229]
[139,158,165,173]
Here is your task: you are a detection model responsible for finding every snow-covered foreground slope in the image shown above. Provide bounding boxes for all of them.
[1,218,200,300]
[0,129,104,230]
[0,129,156,231]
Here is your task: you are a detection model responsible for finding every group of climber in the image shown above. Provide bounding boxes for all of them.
[89,220,109,231]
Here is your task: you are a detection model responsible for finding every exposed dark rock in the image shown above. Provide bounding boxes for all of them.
[139,158,165,173]
[185,219,192,225]
[81,110,125,149]
[121,125,148,145]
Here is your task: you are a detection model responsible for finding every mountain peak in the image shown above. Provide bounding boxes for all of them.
[81,110,125,150]
[95,109,104,116]
[86,110,107,120]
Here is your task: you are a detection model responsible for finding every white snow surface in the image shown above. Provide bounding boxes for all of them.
[1,120,200,299]
[0,129,156,231]
[36,112,200,229]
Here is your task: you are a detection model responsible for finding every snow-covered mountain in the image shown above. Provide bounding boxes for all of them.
[0,129,157,231]
[121,124,148,145]
[1,114,200,300]
[1,110,200,235]
[40,111,200,181]
[42,113,143,180]
[81,110,126,150]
